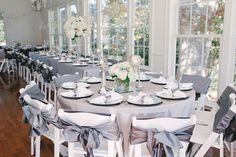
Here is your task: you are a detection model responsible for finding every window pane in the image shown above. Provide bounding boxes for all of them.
[102,0,127,60]
[70,4,77,16]
[191,3,207,34]
[207,0,225,34]
[134,0,150,66]
[59,7,67,50]
[178,5,191,34]
[204,38,220,98]
[89,0,97,54]
[0,12,6,46]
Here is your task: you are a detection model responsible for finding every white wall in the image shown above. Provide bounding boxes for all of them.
[0,0,43,45]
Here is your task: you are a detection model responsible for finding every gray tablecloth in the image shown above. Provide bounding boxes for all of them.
[57,81,195,157]
[29,52,100,77]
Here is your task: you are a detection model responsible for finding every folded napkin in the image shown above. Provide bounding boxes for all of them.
[166,80,179,90]
[127,92,155,104]
[89,90,123,104]
[61,87,93,98]
[77,82,90,88]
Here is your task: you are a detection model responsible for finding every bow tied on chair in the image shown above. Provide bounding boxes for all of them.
[62,121,120,157]
[22,105,61,137]
[130,125,194,157]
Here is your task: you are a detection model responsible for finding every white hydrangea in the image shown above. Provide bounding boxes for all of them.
[64,16,91,40]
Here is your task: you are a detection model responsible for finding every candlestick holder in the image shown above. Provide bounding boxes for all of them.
[99,57,107,89]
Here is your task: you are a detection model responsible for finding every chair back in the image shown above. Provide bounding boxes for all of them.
[19,81,36,94]
[180,74,211,94]
[58,109,115,127]
[23,94,52,112]
[132,115,196,132]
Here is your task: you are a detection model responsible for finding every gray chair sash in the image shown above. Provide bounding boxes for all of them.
[180,74,211,94]
[22,105,61,137]
[62,120,120,157]
[129,125,194,157]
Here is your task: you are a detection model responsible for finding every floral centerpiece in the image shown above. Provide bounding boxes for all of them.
[109,62,136,92]
[64,16,91,40]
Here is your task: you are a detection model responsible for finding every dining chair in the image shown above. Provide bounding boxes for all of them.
[180,74,211,111]
[23,94,66,157]
[129,115,197,157]
[188,93,236,157]
[58,109,124,157]
[51,73,81,109]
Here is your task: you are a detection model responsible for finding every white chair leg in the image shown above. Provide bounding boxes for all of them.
[0,59,5,72]
[31,137,35,155]
[179,141,188,157]
[108,140,115,157]
[35,136,41,157]
[195,132,219,157]
[219,133,224,157]
[54,128,60,157]
[134,144,141,157]
[116,137,124,157]
[68,142,75,157]
[128,144,134,157]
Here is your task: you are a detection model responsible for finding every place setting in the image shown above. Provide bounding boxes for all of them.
[127,92,162,106]
[61,81,90,90]
[60,86,93,99]
[72,62,88,67]
[87,87,124,106]
[58,56,73,63]
[80,76,102,84]
[150,76,167,85]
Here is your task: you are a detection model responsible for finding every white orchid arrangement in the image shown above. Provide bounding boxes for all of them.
[109,62,136,82]
[64,16,91,40]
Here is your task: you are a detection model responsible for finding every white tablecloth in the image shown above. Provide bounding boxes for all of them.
[57,81,195,156]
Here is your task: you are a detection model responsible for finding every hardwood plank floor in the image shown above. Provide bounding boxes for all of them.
[0,72,230,157]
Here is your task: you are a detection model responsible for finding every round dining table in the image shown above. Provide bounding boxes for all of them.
[57,81,196,157]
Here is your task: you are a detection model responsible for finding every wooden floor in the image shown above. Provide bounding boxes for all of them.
[0,72,229,157]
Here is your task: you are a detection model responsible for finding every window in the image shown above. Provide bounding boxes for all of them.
[102,0,128,61]
[88,0,97,54]
[176,0,225,99]
[68,3,78,48]
[58,7,67,51]
[134,0,150,66]
[0,12,6,46]
[49,10,58,49]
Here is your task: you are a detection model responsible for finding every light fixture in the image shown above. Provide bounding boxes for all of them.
[31,0,47,11]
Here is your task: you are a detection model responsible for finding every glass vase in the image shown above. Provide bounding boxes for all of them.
[115,78,130,93]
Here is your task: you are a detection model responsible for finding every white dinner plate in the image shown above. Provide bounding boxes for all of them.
[155,91,188,100]
[106,76,114,81]
[88,96,123,106]
[80,58,90,62]
[60,90,93,99]
[58,60,73,63]
[88,60,99,64]
[62,82,90,89]
[72,63,88,67]
[163,84,193,91]
[127,96,162,106]
[150,78,167,85]
[86,77,101,84]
